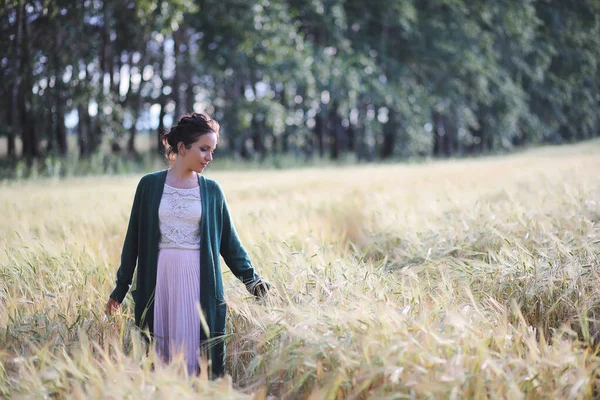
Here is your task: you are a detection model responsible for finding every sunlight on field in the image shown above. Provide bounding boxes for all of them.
[1,142,600,398]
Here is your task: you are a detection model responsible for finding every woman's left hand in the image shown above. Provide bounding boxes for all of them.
[252,280,271,299]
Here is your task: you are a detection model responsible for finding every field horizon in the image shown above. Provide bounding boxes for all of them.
[1,140,600,399]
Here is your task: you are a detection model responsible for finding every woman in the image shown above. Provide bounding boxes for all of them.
[106,112,269,378]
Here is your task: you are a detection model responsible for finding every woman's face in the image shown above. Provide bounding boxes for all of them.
[180,132,218,173]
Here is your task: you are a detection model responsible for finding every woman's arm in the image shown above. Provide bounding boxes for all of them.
[218,186,269,297]
[109,178,145,305]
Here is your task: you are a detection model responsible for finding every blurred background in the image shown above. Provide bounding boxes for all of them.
[1,0,599,177]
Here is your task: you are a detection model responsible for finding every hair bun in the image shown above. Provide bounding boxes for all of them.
[166,129,177,147]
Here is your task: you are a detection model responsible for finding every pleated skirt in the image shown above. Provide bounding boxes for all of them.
[154,248,201,374]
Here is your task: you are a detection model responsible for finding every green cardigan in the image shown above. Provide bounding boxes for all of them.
[110,170,261,377]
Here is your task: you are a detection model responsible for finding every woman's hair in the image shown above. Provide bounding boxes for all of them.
[161,112,220,160]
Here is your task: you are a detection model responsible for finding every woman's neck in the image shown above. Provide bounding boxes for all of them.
[167,161,198,187]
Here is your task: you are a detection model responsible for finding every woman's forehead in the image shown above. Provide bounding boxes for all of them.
[195,132,218,146]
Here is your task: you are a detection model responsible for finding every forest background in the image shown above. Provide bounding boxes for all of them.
[1,0,599,178]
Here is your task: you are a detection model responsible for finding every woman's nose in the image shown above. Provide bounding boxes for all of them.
[206,152,213,161]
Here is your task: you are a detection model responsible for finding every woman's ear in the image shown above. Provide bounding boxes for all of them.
[177,141,186,155]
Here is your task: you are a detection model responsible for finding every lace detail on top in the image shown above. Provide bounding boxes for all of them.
[158,184,202,249]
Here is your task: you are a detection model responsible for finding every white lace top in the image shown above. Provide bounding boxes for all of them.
[158,184,202,250]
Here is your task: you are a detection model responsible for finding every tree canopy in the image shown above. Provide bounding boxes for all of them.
[1,0,599,164]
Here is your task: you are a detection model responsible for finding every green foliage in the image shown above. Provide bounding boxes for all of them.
[0,0,599,164]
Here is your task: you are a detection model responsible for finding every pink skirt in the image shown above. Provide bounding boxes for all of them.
[153,248,201,374]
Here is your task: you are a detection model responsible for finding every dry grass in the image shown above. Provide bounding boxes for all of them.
[1,140,600,398]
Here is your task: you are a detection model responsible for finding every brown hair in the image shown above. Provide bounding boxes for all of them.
[161,113,220,160]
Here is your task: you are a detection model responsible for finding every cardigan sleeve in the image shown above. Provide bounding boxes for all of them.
[110,177,144,303]
[217,185,262,288]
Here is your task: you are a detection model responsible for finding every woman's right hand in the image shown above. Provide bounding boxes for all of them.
[106,298,121,316]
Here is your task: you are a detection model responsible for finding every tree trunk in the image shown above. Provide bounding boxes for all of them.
[355,107,365,161]
[127,88,140,155]
[279,87,290,155]
[90,1,112,154]
[157,41,167,154]
[281,127,290,154]
[8,84,18,157]
[251,115,265,158]
[78,105,90,156]
[158,97,167,153]
[101,1,110,88]
[185,34,195,113]
[471,117,485,154]
[8,3,22,159]
[54,28,67,156]
[314,113,325,158]
[55,87,67,156]
[173,31,184,118]
[127,123,137,155]
[443,114,455,156]
[128,48,150,155]
[328,103,341,159]
[484,122,493,151]
[380,109,398,159]
[19,3,37,160]
[113,47,121,98]
[432,111,446,157]
[347,123,355,154]
[120,52,134,154]
[108,16,116,96]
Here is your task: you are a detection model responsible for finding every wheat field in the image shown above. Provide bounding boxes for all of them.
[1,141,600,399]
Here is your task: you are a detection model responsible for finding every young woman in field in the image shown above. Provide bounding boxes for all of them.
[106,112,269,378]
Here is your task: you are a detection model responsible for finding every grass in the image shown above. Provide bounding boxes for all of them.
[1,139,600,398]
